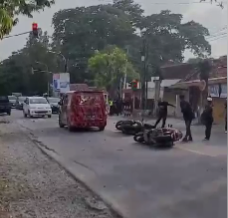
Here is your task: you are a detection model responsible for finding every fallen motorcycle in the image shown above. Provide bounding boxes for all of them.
[134,124,183,148]
[115,120,143,135]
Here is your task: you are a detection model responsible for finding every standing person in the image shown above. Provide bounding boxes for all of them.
[179,95,194,142]
[109,99,113,115]
[153,99,175,128]
[225,98,227,133]
[201,97,213,140]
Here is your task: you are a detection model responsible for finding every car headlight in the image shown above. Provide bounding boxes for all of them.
[30,107,37,110]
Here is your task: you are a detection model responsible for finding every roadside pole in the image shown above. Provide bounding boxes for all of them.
[48,51,68,73]
[141,38,147,122]
[132,91,135,117]
[153,77,160,116]
[35,61,50,96]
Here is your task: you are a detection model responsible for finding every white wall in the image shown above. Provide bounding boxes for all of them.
[147,88,164,99]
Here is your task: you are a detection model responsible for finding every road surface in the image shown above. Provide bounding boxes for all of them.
[10,110,227,218]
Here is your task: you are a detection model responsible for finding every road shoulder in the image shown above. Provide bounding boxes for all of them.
[0,121,119,218]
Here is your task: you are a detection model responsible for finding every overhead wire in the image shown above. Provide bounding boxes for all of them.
[98,0,227,5]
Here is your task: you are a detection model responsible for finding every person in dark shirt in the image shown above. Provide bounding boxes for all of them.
[179,95,194,142]
[154,99,175,128]
[201,97,213,140]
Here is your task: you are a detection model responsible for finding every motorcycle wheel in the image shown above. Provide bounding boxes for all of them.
[115,121,124,130]
[134,132,144,143]
[115,120,133,130]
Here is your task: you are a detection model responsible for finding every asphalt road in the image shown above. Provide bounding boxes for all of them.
[9,110,228,218]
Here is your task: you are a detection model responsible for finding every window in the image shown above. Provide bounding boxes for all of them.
[48,98,60,104]
[18,97,26,103]
[8,96,16,101]
[29,98,48,104]
[0,96,9,102]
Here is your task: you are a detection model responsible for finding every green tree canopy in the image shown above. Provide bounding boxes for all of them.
[52,3,212,85]
[0,0,54,39]
[88,46,138,92]
[0,30,58,95]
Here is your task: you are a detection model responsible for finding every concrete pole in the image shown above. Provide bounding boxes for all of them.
[153,77,160,116]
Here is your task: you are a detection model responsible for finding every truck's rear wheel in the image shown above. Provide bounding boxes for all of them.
[59,114,64,128]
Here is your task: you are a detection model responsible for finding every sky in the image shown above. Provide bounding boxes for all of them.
[0,0,227,61]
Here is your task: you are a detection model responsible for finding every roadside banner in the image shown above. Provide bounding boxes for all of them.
[208,84,219,97]
[220,84,227,98]
[53,73,70,93]
[53,73,60,92]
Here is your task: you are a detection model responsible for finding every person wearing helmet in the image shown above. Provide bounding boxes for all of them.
[201,96,213,140]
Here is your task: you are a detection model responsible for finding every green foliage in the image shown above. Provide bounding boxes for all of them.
[51,4,135,84]
[51,2,211,90]
[0,0,214,95]
[0,0,54,39]
[88,47,138,91]
[141,10,211,66]
[0,30,58,95]
[198,60,212,81]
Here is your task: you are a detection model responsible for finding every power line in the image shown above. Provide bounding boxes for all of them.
[207,32,227,40]
[98,0,227,5]
[145,1,227,4]
[209,26,227,36]
[3,31,31,39]
[208,34,227,42]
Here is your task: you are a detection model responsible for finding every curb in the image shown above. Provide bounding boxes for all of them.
[17,122,127,218]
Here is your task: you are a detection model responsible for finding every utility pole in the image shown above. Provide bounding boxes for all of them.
[48,51,68,72]
[34,61,50,96]
[141,37,147,122]
[153,76,160,116]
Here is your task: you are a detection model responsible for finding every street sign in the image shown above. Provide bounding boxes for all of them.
[52,73,70,93]
[208,84,219,97]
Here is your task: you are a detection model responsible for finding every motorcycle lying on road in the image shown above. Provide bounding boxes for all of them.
[133,124,183,148]
[115,120,143,135]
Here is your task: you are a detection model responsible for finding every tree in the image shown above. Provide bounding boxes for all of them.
[51,5,135,83]
[0,30,58,95]
[113,0,144,28]
[0,0,54,38]
[139,10,211,72]
[88,47,138,95]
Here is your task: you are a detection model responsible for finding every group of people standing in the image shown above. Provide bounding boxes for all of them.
[154,95,225,142]
[109,98,124,116]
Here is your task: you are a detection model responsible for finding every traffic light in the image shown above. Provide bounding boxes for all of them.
[32,22,38,38]
[130,80,138,91]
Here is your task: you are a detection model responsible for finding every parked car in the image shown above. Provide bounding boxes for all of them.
[0,96,11,115]
[8,95,17,108]
[16,96,27,110]
[23,96,52,118]
[47,97,60,114]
